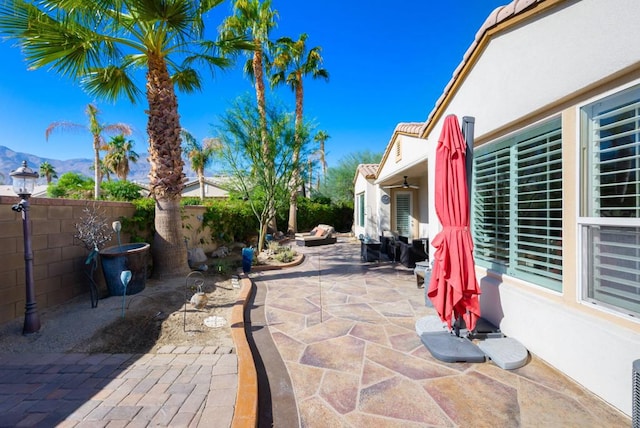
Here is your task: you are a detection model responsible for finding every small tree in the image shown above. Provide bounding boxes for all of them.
[39,161,58,184]
[45,104,132,199]
[181,130,218,201]
[318,150,383,205]
[48,172,94,199]
[214,97,308,251]
[103,134,139,182]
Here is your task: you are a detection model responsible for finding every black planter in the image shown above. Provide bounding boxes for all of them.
[100,243,150,296]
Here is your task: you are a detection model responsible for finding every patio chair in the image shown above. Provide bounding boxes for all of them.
[295,224,337,247]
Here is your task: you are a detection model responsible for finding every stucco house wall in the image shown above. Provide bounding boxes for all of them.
[353,165,379,239]
[417,0,640,416]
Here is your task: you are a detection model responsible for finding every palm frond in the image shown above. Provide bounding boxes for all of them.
[172,67,202,92]
[82,64,142,103]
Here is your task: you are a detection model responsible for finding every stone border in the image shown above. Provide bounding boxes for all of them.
[251,253,305,271]
[230,277,258,428]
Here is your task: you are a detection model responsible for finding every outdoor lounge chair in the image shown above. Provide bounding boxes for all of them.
[295,224,337,247]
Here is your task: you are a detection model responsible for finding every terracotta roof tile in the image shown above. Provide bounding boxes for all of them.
[357,163,379,179]
[395,122,424,135]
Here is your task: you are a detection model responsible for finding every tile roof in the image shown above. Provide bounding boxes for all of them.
[394,122,424,136]
[357,164,379,179]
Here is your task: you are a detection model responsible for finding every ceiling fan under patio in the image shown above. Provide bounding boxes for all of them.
[383,176,419,189]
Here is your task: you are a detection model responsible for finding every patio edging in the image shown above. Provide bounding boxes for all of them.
[230,277,258,428]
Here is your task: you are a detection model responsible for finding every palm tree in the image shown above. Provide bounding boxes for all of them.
[103,134,139,182]
[0,0,249,276]
[220,0,279,234]
[46,104,131,199]
[181,129,217,201]
[221,0,277,144]
[314,130,330,186]
[39,161,58,184]
[270,33,329,234]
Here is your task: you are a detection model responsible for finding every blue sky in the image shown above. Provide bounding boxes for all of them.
[0,1,506,171]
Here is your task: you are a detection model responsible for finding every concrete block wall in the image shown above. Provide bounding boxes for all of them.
[0,197,135,326]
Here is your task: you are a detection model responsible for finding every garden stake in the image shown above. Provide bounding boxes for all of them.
[112,221,122,251]
[120,270,131,318]
[184,271,205,332]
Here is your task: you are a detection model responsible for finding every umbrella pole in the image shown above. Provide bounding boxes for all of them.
[461,116,476,337]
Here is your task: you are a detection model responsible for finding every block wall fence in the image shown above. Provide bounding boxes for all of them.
[0,196,210,327]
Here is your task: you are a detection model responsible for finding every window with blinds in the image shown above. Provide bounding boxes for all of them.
[395,193,410,236]
[473,119,563,292]
[581,84,640,317]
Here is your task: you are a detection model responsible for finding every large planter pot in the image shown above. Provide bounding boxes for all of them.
[100,243,150,296]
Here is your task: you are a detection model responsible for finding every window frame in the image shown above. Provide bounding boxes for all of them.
[578,82,640,318]
[472,117,563,292]
[357,192,365,228]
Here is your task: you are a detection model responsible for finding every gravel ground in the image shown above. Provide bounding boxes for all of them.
[0,273,240,354]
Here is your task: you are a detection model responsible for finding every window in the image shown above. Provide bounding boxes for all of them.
[473,119,563,291]
[580,84,640,317]
[357,193,365,227]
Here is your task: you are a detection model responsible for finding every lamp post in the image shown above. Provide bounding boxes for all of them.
[10,161,40,334]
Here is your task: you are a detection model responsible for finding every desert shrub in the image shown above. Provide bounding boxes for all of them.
[48,172,93,199]
[274,248,296,263]
[201,198,258,244]
[296,197,353,232]
[181,197,202,206]
[101,180,143,201]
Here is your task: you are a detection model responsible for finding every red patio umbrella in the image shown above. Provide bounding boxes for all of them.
[427,114,481,332]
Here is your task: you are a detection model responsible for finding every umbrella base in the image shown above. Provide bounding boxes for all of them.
[420,331,486,363]
[416,316,529,369]
[477,337,529,370]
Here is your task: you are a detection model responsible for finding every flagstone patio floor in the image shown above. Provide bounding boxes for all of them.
[249,239,630,427]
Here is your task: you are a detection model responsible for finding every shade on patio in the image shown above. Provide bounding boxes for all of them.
[427,114,481,332]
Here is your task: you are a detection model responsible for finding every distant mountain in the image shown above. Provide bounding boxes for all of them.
[0,145,197,185]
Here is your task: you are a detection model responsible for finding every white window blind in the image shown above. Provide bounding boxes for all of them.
[581,85,640,317]
[473,119,563,291]
[396,193,410,236]
[357,193,365,227]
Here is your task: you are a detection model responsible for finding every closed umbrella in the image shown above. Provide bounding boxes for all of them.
[427,114,481,333]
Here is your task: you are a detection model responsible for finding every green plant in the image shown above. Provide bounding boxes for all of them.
[274,248,296,263]
[120,198,155,243]
[201,199,258,244]
[48,172,94,199]
[101,180,143,201]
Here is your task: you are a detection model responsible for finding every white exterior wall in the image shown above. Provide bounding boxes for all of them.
[435,0,640,143]
[422,0,640,416]
[376,134,429,182]
[376,134,433,244]
[353,174,378,239]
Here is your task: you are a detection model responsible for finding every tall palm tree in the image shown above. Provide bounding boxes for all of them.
[0,0,249,276]
[103,134,139,182]
[46,104,131,199]
[181,129,217,201]
[270,33,329,234]
[220,0,279,234]
[220,0,277,145]
[314,130,330,185]
[39,161,58,184]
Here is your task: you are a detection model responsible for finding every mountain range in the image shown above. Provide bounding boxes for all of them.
[0,145,198,184]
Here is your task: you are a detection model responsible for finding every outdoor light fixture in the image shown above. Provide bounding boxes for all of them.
[10,160,40,334]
